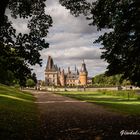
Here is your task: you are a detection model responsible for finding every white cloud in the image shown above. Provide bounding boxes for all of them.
[33,0,107,80]
[7,0,108,80]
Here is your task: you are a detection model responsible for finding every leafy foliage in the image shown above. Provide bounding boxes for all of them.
[26,79,36,87]
[59,0,140,86]
[90,0,140,86]
[0,17,31,86]
[59,0,91,16]
[0,0,52,86]
[0,84,43,139]
[92,74,130,87]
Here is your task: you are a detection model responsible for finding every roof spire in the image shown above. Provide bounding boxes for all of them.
[75,65,77,72]
[83,59,85,63]
[80,60,87,73]
[46,55,55,71]
[68,67,71,73]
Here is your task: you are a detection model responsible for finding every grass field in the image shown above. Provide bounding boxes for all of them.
[0,84,43,140]
[57,90,140,115]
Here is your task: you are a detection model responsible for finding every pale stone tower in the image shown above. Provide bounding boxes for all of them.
[60,69,65,86]
[79,60,88,85]
[45,56,58,86]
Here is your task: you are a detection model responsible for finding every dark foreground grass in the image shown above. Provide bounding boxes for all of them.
[0,84,43,140]
[58,90,140,115]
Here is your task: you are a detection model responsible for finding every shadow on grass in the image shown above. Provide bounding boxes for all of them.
[0,88,34,103]
[93,101,140,115]
[0,94,33,103]
[60,93,139,102]
[0,89,43,140]
[59,93,140,115]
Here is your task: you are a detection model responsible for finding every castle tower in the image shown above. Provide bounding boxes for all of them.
[79,60,88,85]
[45,56,58,86]
[46,56,54,71]
[60,69,65,86]
[68,67,71,74]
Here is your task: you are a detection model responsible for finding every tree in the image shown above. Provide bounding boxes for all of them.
[0,0,50,25]
[26,79,35,87]
[90,0,140,86]
[93,74,124,87]
[59,0,91,16]
[31,73,37,85]
[59,0,140,86]
[1,0,52,64]
[0,0,52,86]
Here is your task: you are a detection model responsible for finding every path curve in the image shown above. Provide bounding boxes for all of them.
[29,90,140,140]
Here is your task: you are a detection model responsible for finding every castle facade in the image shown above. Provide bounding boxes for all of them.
[45,56,88,87]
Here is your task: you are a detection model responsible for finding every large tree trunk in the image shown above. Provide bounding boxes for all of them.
[0,0,10,26]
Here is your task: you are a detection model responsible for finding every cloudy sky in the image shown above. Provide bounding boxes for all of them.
[10,0,108,80]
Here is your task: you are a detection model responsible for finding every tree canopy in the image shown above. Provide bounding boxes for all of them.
[26,79,36,87]
[1,0,140,87]
[92,74,130,87]
[91,0,140,86]
[0,0,52,86]
[59,0,140,86]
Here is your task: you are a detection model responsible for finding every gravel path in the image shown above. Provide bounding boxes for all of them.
[30,90,140,140]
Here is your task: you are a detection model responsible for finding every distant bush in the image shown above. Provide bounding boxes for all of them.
[14,84,20,88]
[92,74,131,87]
[26,79,35,87]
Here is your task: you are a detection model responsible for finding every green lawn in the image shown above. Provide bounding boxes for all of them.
[57,90,140,115]
[0,84,43,140]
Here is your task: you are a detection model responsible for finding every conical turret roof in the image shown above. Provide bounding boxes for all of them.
[80,60,87,73]
[46,56,55,71]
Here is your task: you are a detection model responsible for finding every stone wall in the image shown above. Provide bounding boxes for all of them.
[43,86,118,92]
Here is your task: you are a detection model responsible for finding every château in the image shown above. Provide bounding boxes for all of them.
[45,56,88,87]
